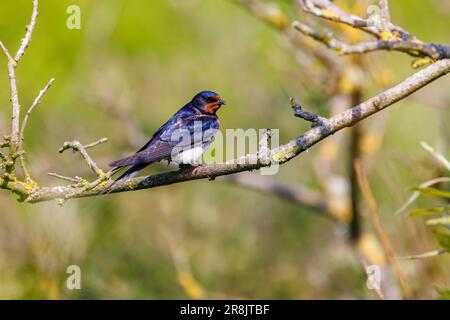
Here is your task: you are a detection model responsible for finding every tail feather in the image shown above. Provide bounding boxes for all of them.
[101,163,150,196]
[109,154,141,168]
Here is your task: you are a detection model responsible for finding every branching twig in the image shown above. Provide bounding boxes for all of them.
[0,41,14,62]
[296,0,450,60]
[47,172,84,184]
[62,169,113,200]
[298,0,410,38]
[290,97,328,127]
[0,0,39,176]
[59,138,108,176]
[293,21,449,60]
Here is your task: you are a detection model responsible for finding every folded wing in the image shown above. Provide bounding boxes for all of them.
[109,140,176,168]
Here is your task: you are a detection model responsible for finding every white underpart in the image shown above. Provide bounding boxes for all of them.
[172,146,205,164]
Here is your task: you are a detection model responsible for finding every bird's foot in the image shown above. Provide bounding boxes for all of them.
[179,163,194,170]
[179,163,203,175]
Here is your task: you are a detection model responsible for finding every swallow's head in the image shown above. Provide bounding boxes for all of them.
[191,91,226,114]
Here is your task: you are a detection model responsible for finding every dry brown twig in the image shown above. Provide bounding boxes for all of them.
[354,160,413,299]
[0,0,448,205]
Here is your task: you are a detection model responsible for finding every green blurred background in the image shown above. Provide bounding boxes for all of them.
[0,0,449,299]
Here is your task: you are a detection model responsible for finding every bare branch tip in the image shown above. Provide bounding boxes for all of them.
[14,0,39,63]
[84,137,108,149]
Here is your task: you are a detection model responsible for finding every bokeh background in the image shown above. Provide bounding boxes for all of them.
[0,0,449,299]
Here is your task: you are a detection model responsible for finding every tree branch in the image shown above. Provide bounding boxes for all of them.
[296,0,450,60]
[0,1,449,209]
[23,59,450,203]
[293,22,450,61]
[0,0,39,172]
[298,0,380,36]
[299,0,411,39]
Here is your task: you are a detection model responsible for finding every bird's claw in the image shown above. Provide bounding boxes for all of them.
[179,163,203,175]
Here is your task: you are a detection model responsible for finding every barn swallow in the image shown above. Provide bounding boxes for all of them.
[108,91,225,186]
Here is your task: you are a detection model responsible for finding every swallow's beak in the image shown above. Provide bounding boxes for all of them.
[216,99,226,106]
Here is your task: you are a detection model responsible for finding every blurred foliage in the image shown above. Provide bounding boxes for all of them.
[436,287,450,300]
[403,143,450,261]
[0,0,449,299]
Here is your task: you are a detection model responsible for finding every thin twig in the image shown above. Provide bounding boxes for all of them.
[354,160,413,299]
[298,0,379,36]
[20,78,55,143]
[290,97,328,127]
[14,0,39,63]
[0,0,39,166]
[59,138,108,176]
[0,41,14,62]
[62,170,113,199]
[378,0,391,32]
[298,0,411,39]
[84,137,108,149]
[47,172,84,184]
[18,78,55,181]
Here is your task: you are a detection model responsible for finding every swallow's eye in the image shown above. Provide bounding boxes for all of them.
[207,97,217,103]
